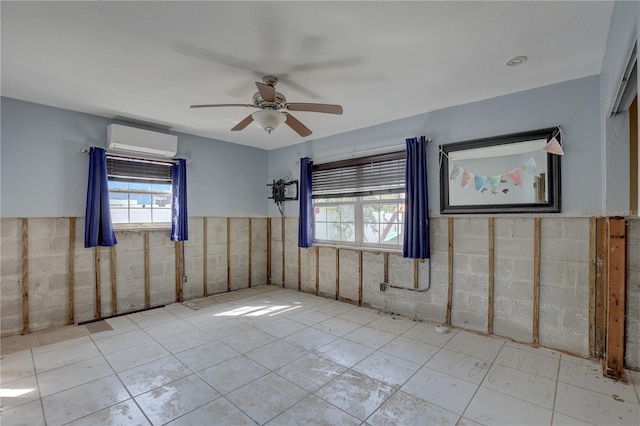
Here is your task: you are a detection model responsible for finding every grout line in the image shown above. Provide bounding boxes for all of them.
[550,353,563,426]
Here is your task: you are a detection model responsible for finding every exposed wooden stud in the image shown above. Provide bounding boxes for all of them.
[21,218,29,334]
[94,246,101,318]
[110,246,117,315]
[604,217,626,380]
[533,218,541,344]
[227,217,231,292]
[281,217,285,288]
[595,217,608,358]
[248,218,252,288]
[358,250,363,306]
[67,217,75,325]
[144,231,150,308]
[335,248,340,300]
[588,217,597,358]
[297,246,301,292]
[203,217,208,297]
[446,218,454,326]
[383,252,389,283]
[175,241,184,302]
[413,259,419,289]
[315,246,320,296]
[488,217,495,335]
[267,218,272,284]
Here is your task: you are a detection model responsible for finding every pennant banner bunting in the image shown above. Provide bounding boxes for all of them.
[474,175,487,191]
[505,168,522,186]
[543,136,564,155]
[487,175,502,192]
[449,164,464,180]
[522,158,540,177]
[461,171,474,188]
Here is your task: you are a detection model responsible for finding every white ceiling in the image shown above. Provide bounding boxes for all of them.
[1,1,614,151]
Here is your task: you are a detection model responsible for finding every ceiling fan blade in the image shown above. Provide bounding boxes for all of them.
[231,114,254,131]
[255,82,276,102]
[286,103,343,115]
[285,113,312,137]
[190,104,254,109]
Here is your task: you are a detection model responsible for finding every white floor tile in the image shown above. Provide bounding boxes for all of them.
[401,366,478,414]
[312,317,361,337]
[227,372,307,424]
[258,317,308,339]
[337,307,382,325]
[0,374,40,410]
[220,328,277,353]
[555,383,640,425]
[314,338,375,368]
[287,309,332,326]
[315,370,395,421]
[199,319,253,340]
[104,341,171,373]
[464,387,553,426]
[1,356,35,384]
[483,363,557,409]
[134,374,220,425]
[174,340,239,372]
[426,349,491,384]
[129,309,178,328]
[0,399,45,426]
[283,327,337,351]
[267,394,360,426]
[380,336,439,365]
[343,326,397,349]
[0,349,33,363]
[167,397,255,425]
[401,321,458,347]
[156,328,215,354]
[552,412,595,425]
[368,390,460,426]
[92,316,139,340]
[33,341,101,374]
[118,355,191,396]
[41,375,130,426]
[442,331,504,361]
[352,351,421,386]
[197,355,270,394]
[93,329,154,355]
[368,316,416,335]
[37,356,114,397]
[275,353,346,392]
[245,340,308,370]
[312,301,357,317]
[142,319,195,340]
[558,357,638,403]
[31,336,92,355]
[495,343,560,380]
[66,399,150,426]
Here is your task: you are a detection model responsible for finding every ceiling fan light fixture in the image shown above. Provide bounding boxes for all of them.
[252,109,286,134]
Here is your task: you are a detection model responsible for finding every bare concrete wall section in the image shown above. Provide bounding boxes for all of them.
[539,218,590,357]
[98,246,113,318]
[148,231,175,306]
[318,247,337,298]
[251,218,268,287]
[114,230,146,314]
[74,218,98,324]
[270,218,283,286]
[361,251,386,309]
[493,218,534,342]
[299,248,315,294]
[424,218,449,323]
[229,218,250,291]
[1,218,24,335]
[184,217,204,300]
[284,218,299,291]
[206,217,228,295]
[626,219,640,369]
[451,218,489,332]
[338,249,359,303]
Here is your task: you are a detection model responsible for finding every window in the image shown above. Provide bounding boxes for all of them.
[107,155,173,227]
[312,151,406,248]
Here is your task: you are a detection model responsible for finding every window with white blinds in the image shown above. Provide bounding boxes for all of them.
[107,156,173,184]
[311,151,406,198]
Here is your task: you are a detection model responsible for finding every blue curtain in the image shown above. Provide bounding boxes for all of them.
[84,147,117,248]
[298,157,313,248]
[403,136,430,259]
[171,159,189,241]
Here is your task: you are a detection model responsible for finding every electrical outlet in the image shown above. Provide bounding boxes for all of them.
[183,275,188,282]
[379,283,387,292]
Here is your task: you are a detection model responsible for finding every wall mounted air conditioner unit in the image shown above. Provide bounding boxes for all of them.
[107,124,178,158]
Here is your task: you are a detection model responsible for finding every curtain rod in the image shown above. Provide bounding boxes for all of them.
[80,147,195,166]
[295,137,432,165]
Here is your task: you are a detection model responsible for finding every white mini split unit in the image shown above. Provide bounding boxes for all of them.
[107,124,178,158]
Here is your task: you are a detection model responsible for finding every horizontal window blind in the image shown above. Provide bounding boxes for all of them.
[107,156,173,184]
[312,151,406,198]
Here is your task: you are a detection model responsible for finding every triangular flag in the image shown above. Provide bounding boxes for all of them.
[449,164,464,181]
[522,158,541,177]
[461,171,474,188]
[505,168,522,186]
[543,136,564,155]
[487,175,501,192]
[474,175,487,191]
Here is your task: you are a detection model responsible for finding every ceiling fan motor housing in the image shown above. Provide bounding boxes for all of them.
[252,91,287,110]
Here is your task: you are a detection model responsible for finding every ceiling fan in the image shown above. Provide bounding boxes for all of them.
[190,75,343,137]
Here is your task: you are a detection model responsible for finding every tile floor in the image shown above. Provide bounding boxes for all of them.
[1,287,639,425]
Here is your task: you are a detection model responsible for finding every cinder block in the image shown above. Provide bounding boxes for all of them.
[338,250,359,302]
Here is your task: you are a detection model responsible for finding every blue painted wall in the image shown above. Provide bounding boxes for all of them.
[0,97,268,217]
[268,75,602,217]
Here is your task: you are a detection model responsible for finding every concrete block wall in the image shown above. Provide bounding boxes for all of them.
[1,216,268,337]
[627,219,640,369]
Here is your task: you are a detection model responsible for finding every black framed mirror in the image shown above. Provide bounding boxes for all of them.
[440,127,562,214]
